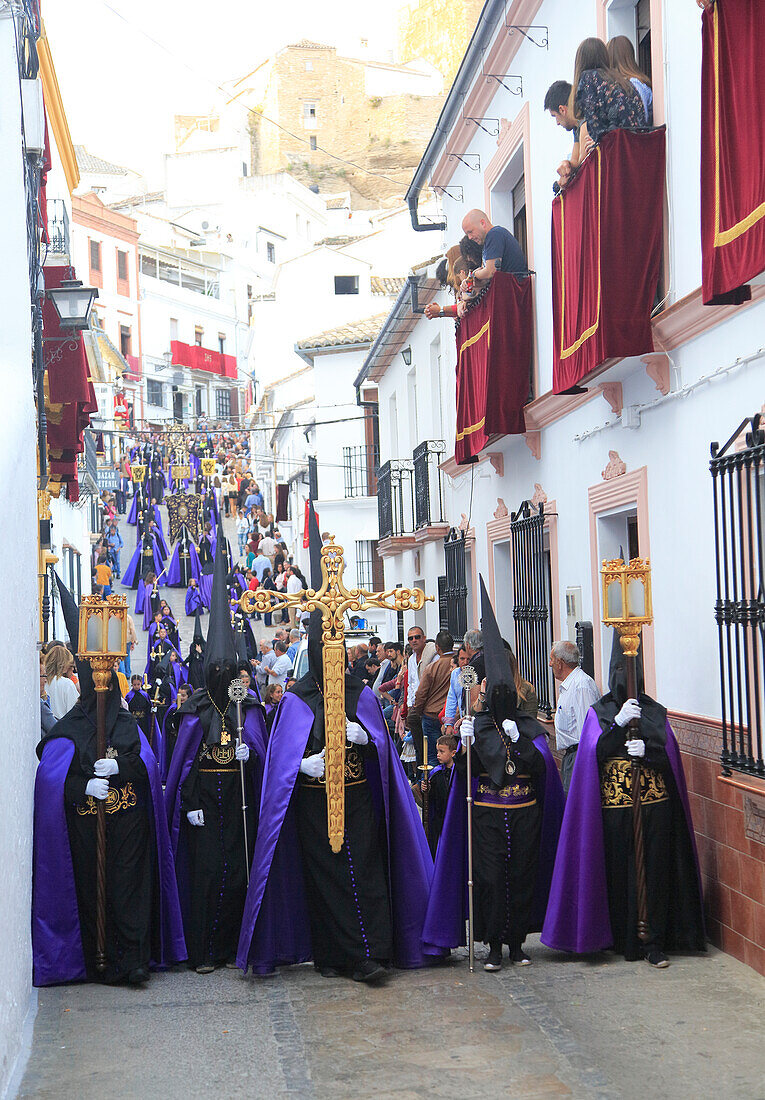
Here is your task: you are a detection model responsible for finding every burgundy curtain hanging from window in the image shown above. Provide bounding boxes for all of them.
[454,271,532,465]
[701,0,765,305]
[551,127,665,393]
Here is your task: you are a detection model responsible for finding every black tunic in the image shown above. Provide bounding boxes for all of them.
[467,716,546,948]
[63,730,154,982]
[426,764,453,855]
[180,722,255,968]
[596,724,703,959]
[296,742,392,970]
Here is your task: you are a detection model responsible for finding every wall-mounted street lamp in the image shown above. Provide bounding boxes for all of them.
[46,279,98,331]
[401,346,412,367]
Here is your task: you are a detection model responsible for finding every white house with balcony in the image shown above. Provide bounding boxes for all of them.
[361,0,765,978]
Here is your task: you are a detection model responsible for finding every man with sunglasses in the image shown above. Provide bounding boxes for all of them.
[405,627,437,769]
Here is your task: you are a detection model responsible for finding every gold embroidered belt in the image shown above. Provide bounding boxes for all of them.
[299,747,366,788]
[472,773,536,810]
[77,782,138,816]
[600,758,669,809]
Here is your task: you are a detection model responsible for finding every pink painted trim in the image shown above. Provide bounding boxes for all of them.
[524,431,541,460]
[600,381,623,415]
[587,467,655,696]
[642,352,670,395]
[524,387,597,430]
[653,283,765,351]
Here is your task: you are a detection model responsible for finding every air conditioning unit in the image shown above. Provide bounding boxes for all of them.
[21,79,45,157]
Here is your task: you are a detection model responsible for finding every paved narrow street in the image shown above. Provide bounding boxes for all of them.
[18,942,765,1098]
[16,503,765,1098]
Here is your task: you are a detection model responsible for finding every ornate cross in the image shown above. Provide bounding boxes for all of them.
[239,537,432,852]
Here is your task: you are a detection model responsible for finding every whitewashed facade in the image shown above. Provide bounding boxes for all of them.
[364,0,765,734]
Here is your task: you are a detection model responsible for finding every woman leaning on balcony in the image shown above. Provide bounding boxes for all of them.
[570,37,646,158]
[424,236,483,320]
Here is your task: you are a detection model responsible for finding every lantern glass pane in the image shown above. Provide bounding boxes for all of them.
[86,612,102,652]
[627,578,645,618]
[607,580,623,619]
[107,614,122,652]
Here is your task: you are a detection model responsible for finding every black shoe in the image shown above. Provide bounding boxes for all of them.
[127,967,150,985]
[645,950,670,969]
[351,959,387,983]
[316,965,343,978]
[484,942,502,971]
[510,946,531,966]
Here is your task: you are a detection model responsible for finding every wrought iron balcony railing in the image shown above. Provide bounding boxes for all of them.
[343,444,379,498]
[413,439,446,528]
[377,459,414,539]
[48,198,70,256]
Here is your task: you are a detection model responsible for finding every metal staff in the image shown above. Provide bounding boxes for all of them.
[228,678,250,885]
[626,654,650,942]
[459,666,479,973]
[419,731,431,844]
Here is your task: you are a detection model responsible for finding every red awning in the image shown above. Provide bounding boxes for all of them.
[551,127,665,393]
[171,340,238,379]
[701,0,765,305]
[43,266,98,492]
[454,272,533,465]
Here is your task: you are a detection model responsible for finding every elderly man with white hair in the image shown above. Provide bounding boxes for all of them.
[549,640,600,794]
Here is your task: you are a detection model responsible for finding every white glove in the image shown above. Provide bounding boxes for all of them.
[502,718,520,743]
[346,720,368,746]
[235,742,250,762]
[186,809,205,827]
[460,717,475,746]
[94,757,118,777]
[86,777,109,801]
[299,749,325,779]
[614,699,641,727]
[626,738,646,758]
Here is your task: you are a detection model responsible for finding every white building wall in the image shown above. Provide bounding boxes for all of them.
[0,14,42,1092]
[373,0,765,722]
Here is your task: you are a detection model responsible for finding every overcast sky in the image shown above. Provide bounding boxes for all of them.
[45,0,403,181]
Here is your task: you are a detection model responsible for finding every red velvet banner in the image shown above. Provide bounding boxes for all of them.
[551,127,665,393]
[701,0,765,305]
[454,271,532,465]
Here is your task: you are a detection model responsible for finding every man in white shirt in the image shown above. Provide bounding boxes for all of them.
[256,639,276,692]
[405,626,437,769]
[549,640,601,794]
[259,533,277,563]
[285,567,303,627]
[267,641,292,687]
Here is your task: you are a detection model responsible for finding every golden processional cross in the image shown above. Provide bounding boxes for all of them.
[239,537,432,853]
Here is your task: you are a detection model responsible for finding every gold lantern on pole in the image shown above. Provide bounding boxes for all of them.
[600,557,653,659]
[76,592,128,971]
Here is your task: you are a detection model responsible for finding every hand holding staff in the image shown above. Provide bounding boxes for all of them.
[459,666,479,973]
[228,678,250,886]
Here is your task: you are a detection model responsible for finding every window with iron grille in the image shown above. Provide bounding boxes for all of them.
[147,379,164,407]
[266,242,276,263]
[215,389,231,419]
[308,456,318,500]
[355,541,374,590]
[119,325,131,357]
[116,250,129,292]
[343,445,378,497]
[509,500,556,718]
[89,239,101,272]
[443,530,468,640]
[711,414,765,776]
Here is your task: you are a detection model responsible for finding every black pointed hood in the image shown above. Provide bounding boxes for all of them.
[192,610,205,646]
[306,500,324,687]
[480,575,515,710]
[42,575,133,762]
[592,627,667,744]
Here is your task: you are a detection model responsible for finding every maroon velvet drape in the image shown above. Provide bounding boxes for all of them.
[454,271,532,465]
[701,0,765,305]
[551,127,665,393]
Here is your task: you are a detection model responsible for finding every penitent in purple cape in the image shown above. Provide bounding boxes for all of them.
[32,730,186,986]
[236,688,441,974]
[541,710,703,954]
[421,735,564,953]
[167,542,201,588]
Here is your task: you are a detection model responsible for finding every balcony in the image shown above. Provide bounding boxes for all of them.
[413,440,449,542]
[377,459,417,557]
[343,445,379,498]
[170,340,237,380]
[551,126,666,393]
[125,354,142,381]
[46,199,70,260]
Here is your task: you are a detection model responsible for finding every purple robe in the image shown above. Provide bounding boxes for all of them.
[32,730,186,985]
[164,708,266,925]
[199,574,213,610]
[135,578,146,616]
[236,687,439,975]
[127,492,139,526]
[185,584,204,616]
[422,735,564,953]
[541,712,703,954]
[167,542,201,587]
